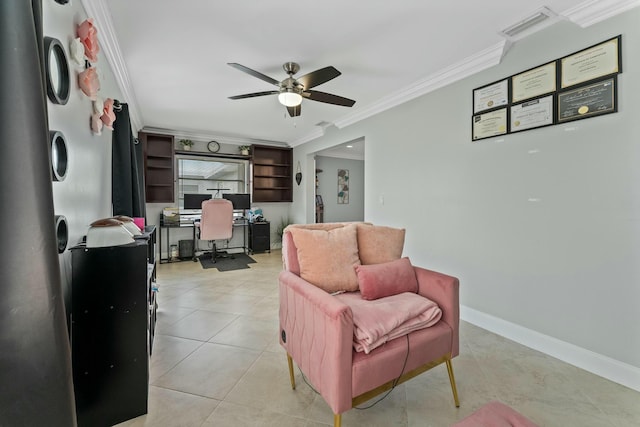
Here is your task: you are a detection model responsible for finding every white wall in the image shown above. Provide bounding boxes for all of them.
[316,156,364,222]
[291,9,640,386]
[44,2,125,303]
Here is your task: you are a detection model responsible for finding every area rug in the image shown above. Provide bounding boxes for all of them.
[198,253,257,271]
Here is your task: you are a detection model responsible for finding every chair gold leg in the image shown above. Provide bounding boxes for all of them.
[286,353,296,390]
[334,413,342,427]
[445,358,460,407]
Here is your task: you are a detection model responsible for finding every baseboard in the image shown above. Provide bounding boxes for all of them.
[460,305,640,392]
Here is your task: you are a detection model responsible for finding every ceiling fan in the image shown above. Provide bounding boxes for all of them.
[227,62,356,117]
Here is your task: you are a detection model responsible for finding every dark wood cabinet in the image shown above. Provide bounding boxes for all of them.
[251,145,292,202]
[249,221,270,253]
[140,132,174,203]
[70,227,157,427]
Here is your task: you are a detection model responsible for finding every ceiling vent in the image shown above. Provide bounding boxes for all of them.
[500,7,558,41]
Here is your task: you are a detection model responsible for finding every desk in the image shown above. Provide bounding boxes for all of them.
[159,215,248,263]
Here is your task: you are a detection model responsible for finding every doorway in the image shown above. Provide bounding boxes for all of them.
[313,137,365,223]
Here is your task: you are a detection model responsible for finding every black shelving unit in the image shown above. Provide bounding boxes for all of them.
[70,226,157,427]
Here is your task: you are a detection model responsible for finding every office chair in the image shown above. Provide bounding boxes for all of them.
[199,198,234,263]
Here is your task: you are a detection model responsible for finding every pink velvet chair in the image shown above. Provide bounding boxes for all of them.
[199,198,234,262]
[279,223,460,427]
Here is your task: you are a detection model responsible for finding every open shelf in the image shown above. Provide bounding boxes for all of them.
[140,132,175,203]
[251,145,292,203]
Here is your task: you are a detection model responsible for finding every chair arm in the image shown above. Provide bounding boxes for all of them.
[413,266,460,357]
[279,270,354,414]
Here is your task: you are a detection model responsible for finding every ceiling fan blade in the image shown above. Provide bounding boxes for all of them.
[303,90,355,107]
[228,90,279,100]
[287,104,301,117]
[227,63,280,86]
[297,66,341,90]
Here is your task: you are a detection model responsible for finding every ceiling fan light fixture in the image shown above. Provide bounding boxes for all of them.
[278,90,302,107]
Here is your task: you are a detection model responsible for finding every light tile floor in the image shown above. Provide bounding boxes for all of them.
[118,250,640,427]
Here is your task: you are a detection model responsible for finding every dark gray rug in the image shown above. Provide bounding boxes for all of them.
[197,252,256,271]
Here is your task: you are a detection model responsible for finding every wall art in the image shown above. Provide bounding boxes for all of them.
[338,169,349,204]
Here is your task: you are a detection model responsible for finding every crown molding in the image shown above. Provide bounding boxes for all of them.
[291,41,505,145]
[562,0,640,27]
[331,41,505,132]
[80,0,144,132]
[292,0,640,147]
[316,151,364,161]
[290,127,325,147]
[140,126,289,147]
[84,0,638,148]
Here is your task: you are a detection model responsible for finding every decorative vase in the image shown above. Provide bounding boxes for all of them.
[183,145,191,151]
[241,149,249,155]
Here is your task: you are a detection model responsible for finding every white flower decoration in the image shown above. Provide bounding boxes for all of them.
[92,96,104,115]
[91,112,103,135]
[69,37,85,67]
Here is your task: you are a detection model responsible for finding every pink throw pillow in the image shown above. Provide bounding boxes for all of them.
[356,224,405,265]
[288,224,361,293]
[355,257,418,300]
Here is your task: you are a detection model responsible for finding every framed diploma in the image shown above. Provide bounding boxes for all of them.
[473,79,509,114]
[510,95,554,133]
[511,61,557,103]
[557,77,616,123]
[472,108,508,141]
[561,36,621,89]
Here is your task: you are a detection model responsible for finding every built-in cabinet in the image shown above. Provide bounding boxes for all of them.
[140,132,174,203]
[70,227,157,427]
[251,145,292,202]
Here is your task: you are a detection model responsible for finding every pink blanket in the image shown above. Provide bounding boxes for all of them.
[336,292,442,354]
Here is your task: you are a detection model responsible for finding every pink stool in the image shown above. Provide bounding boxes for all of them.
[452,401,538,427]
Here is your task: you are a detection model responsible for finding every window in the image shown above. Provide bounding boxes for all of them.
[176,156,249,211]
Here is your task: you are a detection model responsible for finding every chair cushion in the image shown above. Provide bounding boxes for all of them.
[356,224,405,265]
[288,224,361,293]
[355,257,418,300]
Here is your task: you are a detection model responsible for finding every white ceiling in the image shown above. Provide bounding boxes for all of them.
[92,0,633,147]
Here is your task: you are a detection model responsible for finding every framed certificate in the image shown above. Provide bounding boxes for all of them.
[510,95,554,133]
[561,36,621,89]
[472,108,508,141]
[558,77,616,123]
[511,61,557,103]
[473,78,509,114]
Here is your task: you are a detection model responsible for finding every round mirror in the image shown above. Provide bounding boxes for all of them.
[44,37,70,105]
[55,215,69,254]
[49,131,68,181]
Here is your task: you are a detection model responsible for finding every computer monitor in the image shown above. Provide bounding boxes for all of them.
[222,193,251,210]
[183,193,211,210]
